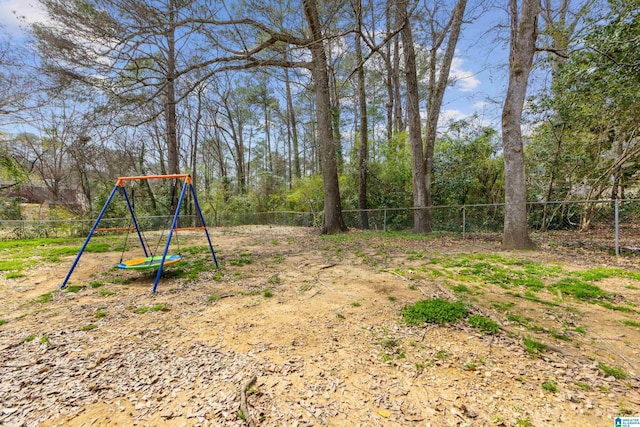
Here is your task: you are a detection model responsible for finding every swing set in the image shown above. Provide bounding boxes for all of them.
[60,174,218,293]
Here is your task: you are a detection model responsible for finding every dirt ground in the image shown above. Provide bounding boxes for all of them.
[1,225,639,426]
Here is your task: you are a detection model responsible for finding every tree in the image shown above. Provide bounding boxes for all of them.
[353,0,370,229]
[33,0,205,180]
[422,0,468,231]
[399,0,429,233]
[502,0,541,249]
[304,0,348,233]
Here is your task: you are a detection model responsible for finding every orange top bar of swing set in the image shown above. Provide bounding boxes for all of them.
[116,174,191,186]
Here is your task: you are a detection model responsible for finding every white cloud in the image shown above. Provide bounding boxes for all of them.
[439,109,468,125]
[450,57,480,92]
[0,0,48,34]
[472,101,489,109]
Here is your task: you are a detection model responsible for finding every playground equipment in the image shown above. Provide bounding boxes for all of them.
[61,174,218,292]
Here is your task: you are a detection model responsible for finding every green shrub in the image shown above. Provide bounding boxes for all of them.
[402,298,467,325]
[467,314,499,334]
[598,363,628,380]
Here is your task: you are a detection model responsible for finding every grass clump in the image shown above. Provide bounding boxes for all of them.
[523,337,548,357]
[6,272,25,279]
[467,315,499,334]
[229,252,253,266]
[95,310,107,318]
[550,277,611,301]
[598,363,628,380]
[64,285,84,293]
[98,289,116,297]
[81,323,97,331]
[132,304,170,314]
[542,381,558,393]
[263,289,273,298]
[35,292,54,303]
[402,298,467,326]
[0,319,7,326]
[623,319,640,328]
[23,335,36,342]
[89,281,105,288]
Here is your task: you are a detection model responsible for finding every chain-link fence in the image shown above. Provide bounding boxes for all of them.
[2,199,640,254]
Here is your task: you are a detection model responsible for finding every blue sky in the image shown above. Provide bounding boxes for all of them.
[0,0,512,131]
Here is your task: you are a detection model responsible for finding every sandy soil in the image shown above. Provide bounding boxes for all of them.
[0,225,639,426]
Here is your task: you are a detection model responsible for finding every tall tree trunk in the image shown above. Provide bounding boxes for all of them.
[399,0,428,233]
[354,0,369,229]
[423,0,468,231]
[384,0,395,142]
[284,64,301,179]
[502,0,540,249]
[303,0,347,234]
[165,1,178,177]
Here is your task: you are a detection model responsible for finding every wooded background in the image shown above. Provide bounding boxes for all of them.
[0,0,638,247]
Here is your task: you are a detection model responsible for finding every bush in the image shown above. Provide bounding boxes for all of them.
[402,298,468,326]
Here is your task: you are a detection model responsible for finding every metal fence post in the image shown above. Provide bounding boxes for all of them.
[615,198,620,256]
[383,209,387,232]
[462,206,466,240]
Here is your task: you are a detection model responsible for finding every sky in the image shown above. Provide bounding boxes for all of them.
[0,0,512,132]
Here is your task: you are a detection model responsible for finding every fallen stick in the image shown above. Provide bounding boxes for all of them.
[240,375,257,426]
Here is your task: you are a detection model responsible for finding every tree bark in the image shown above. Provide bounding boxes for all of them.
[354,0,369,229]
[502,0,540,249]
[284,64,301,180]
[303,0,347,234]
[399,0,428,233]
[423,0,468,231]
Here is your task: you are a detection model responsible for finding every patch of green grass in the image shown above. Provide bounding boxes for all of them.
[351,301,362,307]
[598,363,628,380]
[467,315,499,334]
[35,292,53,303]
[388,296,397,302]
[0,319,7,326]
[64,285,84,293]
[516,417,532,426]
[549,277,611,301]
[263,289,273,298]
[492,301,516,312]
[40,335,50,346]
[208,294,222,302]
[267,275,281,286]
[573,325,587,335]
[98,289,116,297]
[132,304,169,314]
[451,284,471,293]
[464,363,477,371]
[23,335,36,342]
[597,301,635,313]
[549,329,571,341]
[271,254,284,264]
[622,319,640,328]
[229,252,253,266]
[434,349,449,360]
[89,281,105,288]
[0,259,31,272]
[542,381,558,393]
[523,337,548,357]
[575,381,592,391]
[81,323,97,331]
[5,271,26,279]
[402,298,467,326]
[95,310,107,318]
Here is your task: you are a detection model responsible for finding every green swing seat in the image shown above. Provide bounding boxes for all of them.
[117,254,182,270]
